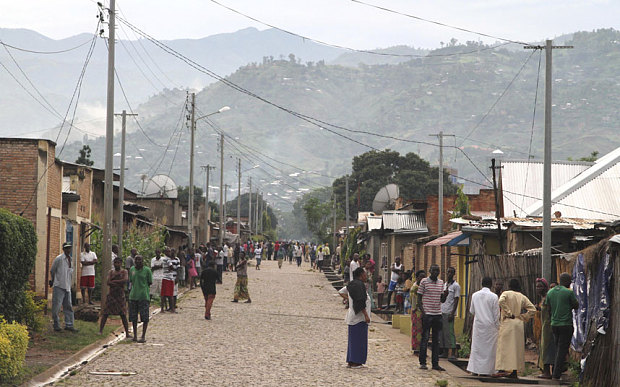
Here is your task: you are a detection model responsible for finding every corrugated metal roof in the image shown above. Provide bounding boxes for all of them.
[382,210,427,232]
[425,231,463,246]
[501,160,590,217]
[367,216,383,231]
[524,148,620,221]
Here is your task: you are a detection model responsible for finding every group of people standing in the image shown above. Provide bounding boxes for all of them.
[466,273,578,381]
[337,253,578,381]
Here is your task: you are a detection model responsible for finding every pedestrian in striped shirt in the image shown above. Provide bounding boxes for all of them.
[417,264,446,371]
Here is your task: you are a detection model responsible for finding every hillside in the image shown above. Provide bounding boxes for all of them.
[59,29,620,202]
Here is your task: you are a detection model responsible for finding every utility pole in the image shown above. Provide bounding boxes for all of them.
[491,158,504,254]
[345,176,350,236]
[255,187,259,235]
[224,184,229,230]
[525,40,572,281]
[101,0,116,309]
[429,131,454,235]
[219,133,224,247]
[188,93,196,249]
[237,158,241,237]
[259,191,264,234]
[201,165,214,244]
[248,177,252,239]
[114,110,137,255]
[332,196,337,251]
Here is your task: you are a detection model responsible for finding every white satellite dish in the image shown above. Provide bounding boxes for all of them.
[372,184,399,214]
[143,174,178,198]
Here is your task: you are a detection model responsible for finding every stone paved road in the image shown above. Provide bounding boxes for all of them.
[60,260,460,386]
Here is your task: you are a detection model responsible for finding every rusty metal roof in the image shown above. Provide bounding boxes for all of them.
[382,210,427,233]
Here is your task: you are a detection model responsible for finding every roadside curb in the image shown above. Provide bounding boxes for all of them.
[23,289,192,386]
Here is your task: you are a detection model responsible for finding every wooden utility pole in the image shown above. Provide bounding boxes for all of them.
[188,93,196,249]
[219,133,224,247]
[248,177,252,239]
[101,0,116,309]
[345,176,349,236]
[114,110,137,255]
[525,40,572,281]
[201,165,214,244]
[429,131,454,235]
[491,158,504,254]
[237,158,241,237]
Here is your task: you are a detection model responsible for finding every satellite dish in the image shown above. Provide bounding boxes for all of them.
[372,184,399,214]
[143,174,178,198]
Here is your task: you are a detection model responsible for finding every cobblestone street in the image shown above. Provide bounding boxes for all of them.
[61,260,459,386]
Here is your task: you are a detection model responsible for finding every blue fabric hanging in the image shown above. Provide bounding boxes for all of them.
[571,253,587,352]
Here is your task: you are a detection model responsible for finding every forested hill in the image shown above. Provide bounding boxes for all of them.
[64,29,620,194]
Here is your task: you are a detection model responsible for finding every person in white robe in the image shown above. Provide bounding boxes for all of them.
[467,277,500,376]
[493,278,536,378]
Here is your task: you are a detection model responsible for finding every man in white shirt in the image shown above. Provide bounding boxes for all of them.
[385,257,403,309]
[467,276,499,376]
[80,242,98,305]
[150,249,164,303]
[349,253,360,282]
[50,243,77,332]
[440,266,461,359]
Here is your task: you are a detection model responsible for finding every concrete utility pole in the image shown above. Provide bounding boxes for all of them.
[201,165,214,244]
[525,40,572,281]
[188,93,196,249]
[491,158,504,254]
[259,191,264,234]
[332,196,337,251]
[224,184,229,230]
[345,176,349,236]
[101,0,116,309]
[255,187,259,235]
[248,177,252,239]
[114,110,137,255]
[219,133,224,247]
[429,131,454,235]
[237,158,241,237]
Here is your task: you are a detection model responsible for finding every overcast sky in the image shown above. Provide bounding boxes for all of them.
[2,0,619,49]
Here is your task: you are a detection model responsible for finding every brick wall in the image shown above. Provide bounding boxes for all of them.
[426,189,497,235]
[77,169,92,219]
[0,139,39,222]
[47,157,62,209]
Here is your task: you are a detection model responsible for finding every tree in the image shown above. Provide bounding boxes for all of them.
[332,150,457,218]
[303,197,332,243]
[452,185,470,218]
[177,186,204,208]
[568,151,599,162]
[75,145,94,166]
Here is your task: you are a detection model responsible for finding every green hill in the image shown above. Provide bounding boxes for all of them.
[63,29,620,203]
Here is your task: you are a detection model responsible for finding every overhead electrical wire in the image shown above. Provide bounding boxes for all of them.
[19,22,101,216]
[520,49,543,212]
[116,15,379,151]
[458,49,538,146]
[208,0,514,59]
[0,38,94,54]
[349,0,529,46]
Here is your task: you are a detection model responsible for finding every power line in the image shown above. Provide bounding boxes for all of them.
[19,23,101,216]
[208,0,513,59]
[458,49,538,146]
[350,0,529,45]
[115,15,379,152]
[520,49,543,212]
[0,38,93,54]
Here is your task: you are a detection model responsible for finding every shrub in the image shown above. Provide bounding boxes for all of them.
[0,316,29,381]
[16,289,46,333]
[457,333,471,358]
[0,208,37,323]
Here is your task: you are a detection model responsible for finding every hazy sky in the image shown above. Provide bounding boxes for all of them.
[2,0,619,49]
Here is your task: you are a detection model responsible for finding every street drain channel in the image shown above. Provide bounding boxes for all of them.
[88,371,137,376]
